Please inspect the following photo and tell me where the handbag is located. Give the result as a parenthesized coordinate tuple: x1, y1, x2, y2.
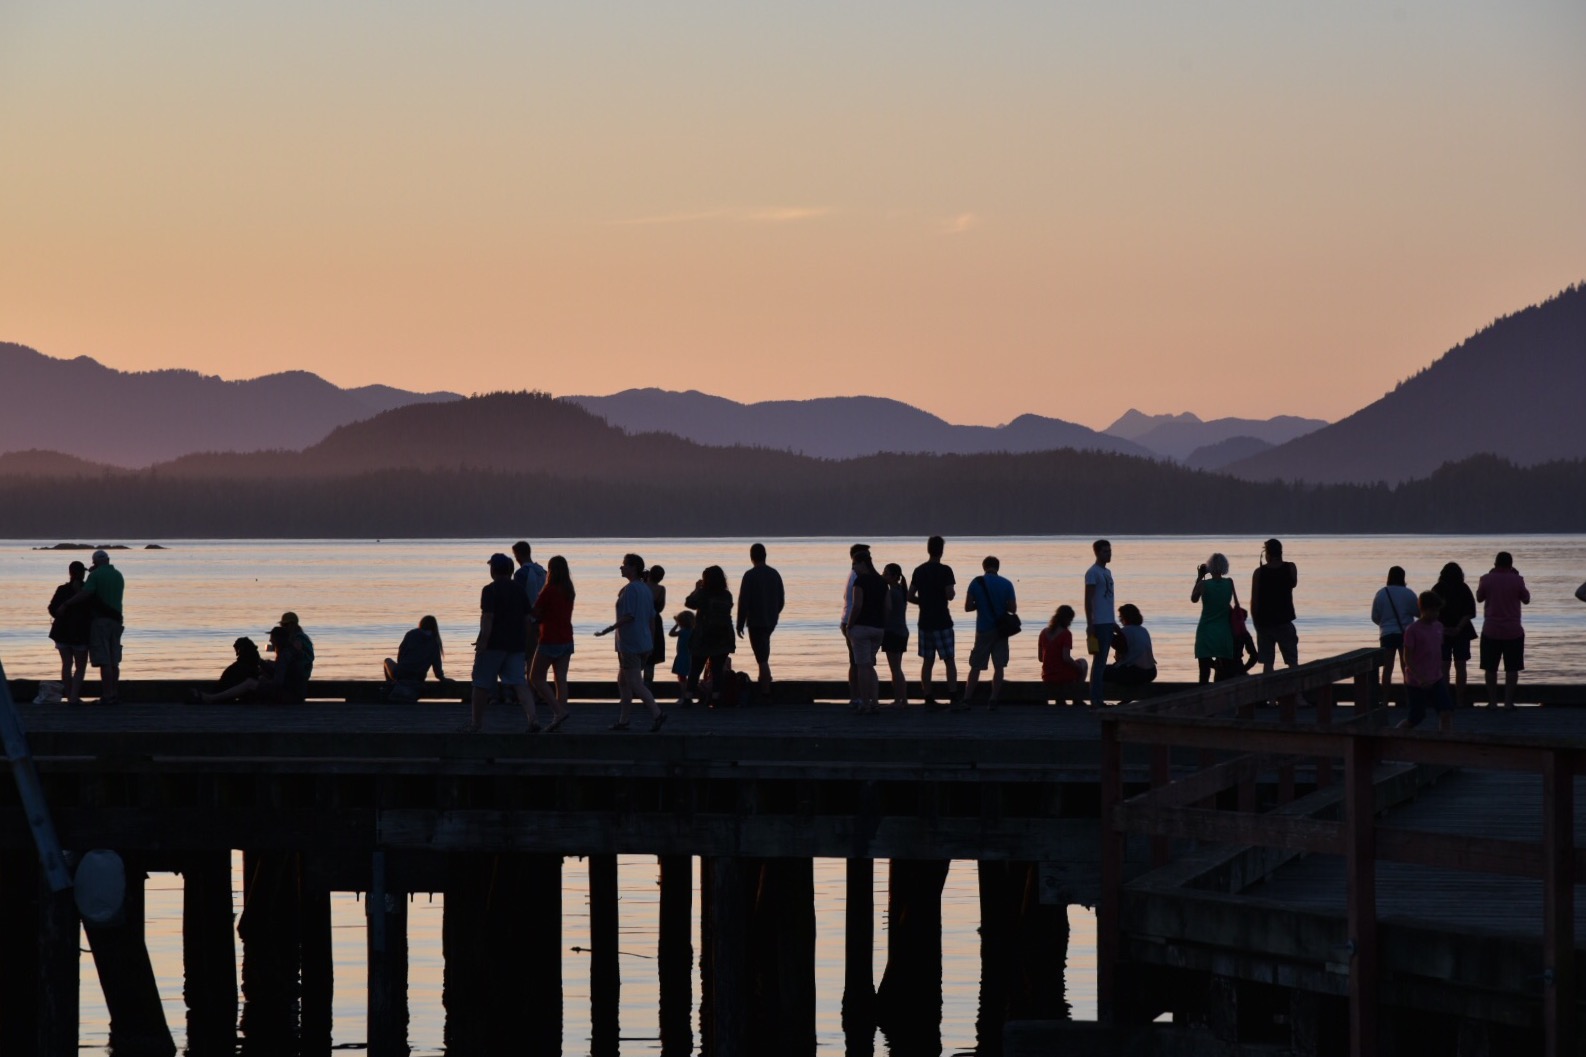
(1229, 584, 1249, 639)
(975, 577, 1022, 638)
(1085, 631, 1101, 656)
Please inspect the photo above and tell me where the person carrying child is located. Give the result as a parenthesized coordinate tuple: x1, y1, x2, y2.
(1038, 605, 1087, 706)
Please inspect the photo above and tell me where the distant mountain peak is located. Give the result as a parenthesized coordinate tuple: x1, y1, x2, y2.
(1105, 409, 1203, 439)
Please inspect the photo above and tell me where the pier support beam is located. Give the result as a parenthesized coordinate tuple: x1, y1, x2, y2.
(0, 852, 41, 1050)
(239, 851, 302, 1056)
(523, 854, 563, 1055)
(749, 858, 815, 1055)
(876, 858, 950, 1050)
(706, 856, 750, 1056)
(657, 854, 693, 1056)
(83, 859, 176, 1056)
(842, 857, 875, 1029)
(443, 853, 488, 1057)
(589, 853, 620, 1056)
(183, 851, 238, 1056)
(38, 876, 79, 1057)
(367, 852, 409, 1057)
(298, 879, 333, 1056)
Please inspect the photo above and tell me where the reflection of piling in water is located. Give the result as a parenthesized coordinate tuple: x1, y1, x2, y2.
(239, 851, 301, 1056)
(657, 854, 693, 1055)
(589, 852, 620, 1056)
(875, 858, 950, 1052)
(749, 858, 816, 1055)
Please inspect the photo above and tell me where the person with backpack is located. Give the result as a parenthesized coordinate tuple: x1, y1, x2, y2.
(960, 555, 1018, 711)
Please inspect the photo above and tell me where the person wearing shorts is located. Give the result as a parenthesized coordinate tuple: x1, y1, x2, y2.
(76, 549, 126, 706)
(1399, 591, 1454, 733)
(960, 556, 1016, 711)
(1250, 538, 1299, 673)
(908, 536, 958, 708)
(596, 553, 666, 732)
(736, 543, 785, 695)
(844, 553, 887, 713)
(1477, 551, 1529, 710)
(466, 552, 536, 732)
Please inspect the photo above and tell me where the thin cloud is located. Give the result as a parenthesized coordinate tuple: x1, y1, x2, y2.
(616, 206, 830, 226)
(941, 212, 979, 234)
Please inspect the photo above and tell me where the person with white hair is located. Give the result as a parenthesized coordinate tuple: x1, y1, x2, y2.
(1191, 552, 1237, 684)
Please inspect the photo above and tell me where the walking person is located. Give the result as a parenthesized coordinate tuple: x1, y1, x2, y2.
(1250, 538, 1299, 673)
(1192, 553, 1238, 683)
(1037, 605, 1087, 707)
(64, 549, 124, 705)
(464, 553, 539, 732)
(961, 555, 1017, 710)
(513, 541, 547, 678)
(1084, 540, 1116, 707)
(1398, 592, 1455, 733)
(596, 553, 666, 731)
(845, 554, 888, 713)
(685, 565, 737, 707)
(1432, 562, 1477, 709)
(47, 560, 91, 706)
(1370, 566, 1419, 695)
(881, 563, 910, 708)
(907, 536, 958, 709)
(1477, 551, 1530, 710)
(736, 543, 785, 696)
(529, 555, 575, 732)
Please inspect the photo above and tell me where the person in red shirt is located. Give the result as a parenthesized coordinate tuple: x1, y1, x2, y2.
(530, 555, 576, 732)
(1397, 592, 1454, 733)
(1038, 605, 1087, 707)
(1476, 551, 1530, 710)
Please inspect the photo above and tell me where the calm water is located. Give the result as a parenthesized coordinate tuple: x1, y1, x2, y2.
(2, 534, 1582, 1054)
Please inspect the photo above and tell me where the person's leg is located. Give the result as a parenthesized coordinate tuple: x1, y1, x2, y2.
(58, 646, 71, 684)
(989, 662, 1005, 708)
(943, 646, 959, 700)
(886, 650, 906, 706)
(1504, 668, 1520, 709)
(752, 628, 773, 691)
(551, 655, 571, 720)
(1197, 657, 1212, 684)
(632, 660, 662, 718)
(1089, 625, 1114, 707)
(1453, 654, 1468, 709)
(1279, 624, 1299, 668)
(1256, 628, 1275, 675)
(529, 652, 552, 713)
(69, 650, 87, 705)
(616, 664, 635, 726)
(1074, 658, 1090, 707)
(960, 639, 984, 710)
(103, 623, 121, 701)
(200, 678, 262, 704)
(1479, 636, 1498, 708)
(920, 647, 937, 704)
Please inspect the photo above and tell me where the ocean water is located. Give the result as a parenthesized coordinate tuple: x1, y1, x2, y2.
(2, 534, 1582, 1054)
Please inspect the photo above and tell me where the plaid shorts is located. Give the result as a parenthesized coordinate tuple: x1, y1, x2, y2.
(917, 626, 955, 661)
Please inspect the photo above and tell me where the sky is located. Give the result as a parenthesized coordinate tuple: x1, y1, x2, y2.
(2, 1, 1583, 430)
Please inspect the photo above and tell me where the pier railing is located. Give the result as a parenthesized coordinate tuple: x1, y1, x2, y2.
(1098, 648, 1581, 1057)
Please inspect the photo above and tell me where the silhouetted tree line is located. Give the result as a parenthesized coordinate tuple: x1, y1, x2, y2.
(1, 451, 1582, 537)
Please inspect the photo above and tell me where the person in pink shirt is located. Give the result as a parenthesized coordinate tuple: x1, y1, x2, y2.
(1397, 592, 1453, 732)
(1476, 550, 1530, 710)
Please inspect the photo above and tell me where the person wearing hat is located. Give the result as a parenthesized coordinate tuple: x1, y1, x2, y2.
(47, 560, 92, 705)
(464, 552, 538, 733)
(64, 549, 125, 705)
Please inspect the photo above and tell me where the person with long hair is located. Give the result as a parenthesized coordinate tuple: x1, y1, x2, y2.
(1038, 604, 1087, 707)
(47, 560, 91, 706)
(1371, 566, 1419, 693)
(1192, 553, 1237, 683)
(383, 615, 446, 699)
(881, 563, 910, 708)
(685, 565, 737, 707)
(531, 555, 576, 732)
(1432, 561, 1477, 709)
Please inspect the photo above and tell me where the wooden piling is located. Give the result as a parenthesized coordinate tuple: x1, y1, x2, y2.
(657, 854, 693, 1055)
(367, 851, 409, 1057)
(842, 857, 875, 1028)
(37, 878, 79, 1057)
(750, 858, 815, 1056)
(524, 853, 564, 1055)
(707, 856, 749, 1056)
(182, 850, 238, 1055)
(875, 858, 949, 1045)
(298, 880, 333, 1056)
(239, 851, 302, 1055)
(589, 853, 620, 1055)
(0, 851, 40, 1051)
(83, 858, 176, 1056)
(1012, 861, 1069, 1021)
(442, 853, 488, 1056)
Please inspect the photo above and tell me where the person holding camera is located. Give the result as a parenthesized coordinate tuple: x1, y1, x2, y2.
(1250, 538, 1299, 674)
(1192, 553, 1238, 683)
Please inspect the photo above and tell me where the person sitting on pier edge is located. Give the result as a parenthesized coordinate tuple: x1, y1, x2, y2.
(529, 555, 575, 733)
(1037, 605, 1087, 707)
(908, 535, 958, 710)
(1398, 591, 1454, 733)
(1477, 550, 1530, 710)
(1104, 603, 1158, 693)
(188, 636, 263, 703)
(961, 555, 1017, 711)
(684, 565, 737, 708)
(193, 626, 306, 704)
(595, 553, 666, 732)
(1370, 566, 1419, 695)
(464, 553, 539, 733)
(47, 559, 91, 706)
(1192, 553, 1238, 683)
(278, 611, 315, 671)
(383, 615, 446, 701)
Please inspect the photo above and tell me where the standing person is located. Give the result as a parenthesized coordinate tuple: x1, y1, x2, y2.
(513, 541, 547, 677)
(881, 563, 910, 708)
(1105, 604, 1159, 690)
(684, 566, 737, 708)
(595, 553, 666, 731)
(66, 549, 124, 705)
(907, 536, 958, 709)
(383, 615, 446, 699)
(961, 556, 1017, 711)
(1084, 540, 1116, 708)
(1432, 562, 1478, 709)
(840, 544, 870, 708)
(1037, 605, 1087, 707)
(464, 553, 538, 733)
(668, 611, 695, 703)
(1477, 551, 1530, 710)
(736, 543, 785, 696)
(1191, 553, 1238, 684)
(1370, 566, 1419, 694)
(643, 565, 667, 688)
(1250, 538, 1299, 673)
(846, 554, 888, 713)
(47, 560, 91, 706)
(529, 555, 575, 732)
(1398, 592, 1455, 733)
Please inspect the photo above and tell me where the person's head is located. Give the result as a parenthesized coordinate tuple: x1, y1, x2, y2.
(91, 549, 110, 568)
(488, 553, 514, 580)
(883, 562, 903, 585)
(850, 543, 871, 563)
(418, 615, 439, 635)
(648, 564, 665, 585)
(674, 610, 695, 629)
(701, 565, 728, 593)
(268, 625, 291, 652)
(1438, 561, 1465, 585)
(1386, 565, 1406, 586)
(547, 554, 575, 600)
(67, 559, 86, 582)
(927, 535, 945, 559)
(1119, 603, 1143, 626)
(1049, 604, 1075, 631)
(1093, 539, 1112, 564)
(1263, 538, 1284, 562)
(512, 540, 531, 564)
(280, 611, 301, 630)
(234, 636, 259, 658)
(1207, 553, 1229, 577)
(750, 542, 767, 565)
(1495, 551, 1514, 569)
(982, 555, 1000, 574)
(1418, 591, 1443, 620)
(621, 553, 645, 580)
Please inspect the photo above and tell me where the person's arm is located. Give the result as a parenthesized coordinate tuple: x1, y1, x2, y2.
(1037, 630, 1048, 664)
(1475, 579, 1487, 604)
(1191, 573, 1205, 605)
(964, 578, 980, 613)
(1085, 574, 1096, 623)
(1576, 580, 1586, 604)
(851, 583, 865, 625)
(772, 571, 784, 620)
(906, 573, 921, 607)
(1370, 590, 1384, 627)
(1057, 632, 1076, 667)
(1249, 571, 1261, 623)
(1518, 576, 1531, 605)
(1005, 586, 1016, 615)
(737, 573, 750, 636)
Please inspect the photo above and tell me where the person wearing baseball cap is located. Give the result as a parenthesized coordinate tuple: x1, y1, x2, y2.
(462, 552, 539, 732)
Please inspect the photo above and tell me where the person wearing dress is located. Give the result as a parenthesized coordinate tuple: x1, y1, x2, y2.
(1192, 553, 1237, 683)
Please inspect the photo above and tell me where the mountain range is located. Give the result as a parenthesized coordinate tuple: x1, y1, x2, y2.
(0, 343, 461, 467)
(1101, 410, 1327, 464)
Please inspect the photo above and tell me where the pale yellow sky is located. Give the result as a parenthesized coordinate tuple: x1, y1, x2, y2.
(2, 2, 1582, 428)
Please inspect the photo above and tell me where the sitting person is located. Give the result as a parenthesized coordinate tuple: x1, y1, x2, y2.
(1105, 604, 1159, 691)
(383, 615, 446, 700)
(1038, 605, 1088, 706)
(194, 625, 310, 704)
(187, 636, 264, 704)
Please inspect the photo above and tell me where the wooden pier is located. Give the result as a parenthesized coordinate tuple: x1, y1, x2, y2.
(0, 664, 1582, 1055)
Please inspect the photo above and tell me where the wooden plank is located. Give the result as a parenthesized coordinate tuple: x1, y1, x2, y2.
(1112, 802, 1345, 855)
(1344, 737, 1379, 1057)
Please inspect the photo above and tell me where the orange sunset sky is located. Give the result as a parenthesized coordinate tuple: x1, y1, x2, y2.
(2, 2, 1582, 429)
